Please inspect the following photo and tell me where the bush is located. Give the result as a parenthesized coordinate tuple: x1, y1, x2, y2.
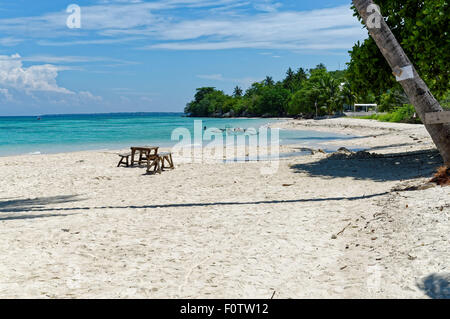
(378, 90, 409, 112)
(360, 104, 422, 124)
(440, 91, 450, 110)
(392, 104, 422, 123)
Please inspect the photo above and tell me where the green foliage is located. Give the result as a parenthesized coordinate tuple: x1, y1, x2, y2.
(440, 91, 450, 110)
(233, 86, 243, 97)
(251, 83, 290, 116)
(282, 67, 307, 93)
(185, 64, 354, 117)
(349, 0, 450, 100)
(347, 39, 397, 100)
(288, 87, 317, 116)
(329, 69, 346, 82)
(378, 89, 409, 112)
(184, 87, 231, 117)
(361, 104, 422, 124)
(340, 81, 357, 109)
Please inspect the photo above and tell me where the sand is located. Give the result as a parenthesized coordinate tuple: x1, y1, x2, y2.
(0, 118, 448, 298)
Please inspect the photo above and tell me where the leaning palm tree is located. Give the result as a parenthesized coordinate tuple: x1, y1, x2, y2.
(353, 0, 450, 165)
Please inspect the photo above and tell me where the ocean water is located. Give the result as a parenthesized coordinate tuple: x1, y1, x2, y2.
(0, 113, 356, 156)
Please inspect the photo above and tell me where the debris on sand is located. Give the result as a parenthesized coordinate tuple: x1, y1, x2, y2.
(294, 147, 327, 155)
(327, 148, 383, 160)
(391, 182, 436, 192)
(337, 147, 352, 153)
(430, 166, 450, 186)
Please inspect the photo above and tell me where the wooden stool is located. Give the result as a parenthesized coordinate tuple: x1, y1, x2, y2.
(159, 152, 174, 170)
(117, 153, 131, 167)
(146, 154, 162, 174)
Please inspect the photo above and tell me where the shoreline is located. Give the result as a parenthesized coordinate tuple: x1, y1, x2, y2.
(3, 114, 430, 159)
(0, 117, 447, 298)
(0, 116, 283, 158)
(0, 118, 351, 158)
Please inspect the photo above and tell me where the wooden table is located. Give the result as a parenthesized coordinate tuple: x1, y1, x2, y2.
(130, 146, 159, 166)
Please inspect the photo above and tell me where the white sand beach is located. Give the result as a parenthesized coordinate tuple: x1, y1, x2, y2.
(0, 118, 448, 298)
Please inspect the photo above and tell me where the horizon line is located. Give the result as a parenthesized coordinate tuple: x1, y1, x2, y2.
(0, 111, 186, 118)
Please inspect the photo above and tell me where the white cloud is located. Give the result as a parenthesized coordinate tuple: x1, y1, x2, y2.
(0, 54, 105, 107)
(0, 37, 23, 47)
(120, 95, 131, 103)
(253, 0, 282, 12)
(197, 74, 224, 81)
(0, 54, 73, 94)
(37, 37, 144, 46)
(0, 88, 13, 101)
(140, 96, 153, 103)
(0, 0, 237, 36)
(79, 91, 103, 102)
(0, 2, 366, 52)
(197, 73, 263, 88)
(20, 55, 137, 68)
(144, 6, 365, 51)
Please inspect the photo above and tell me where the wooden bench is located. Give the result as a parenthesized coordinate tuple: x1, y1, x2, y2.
(117, 153, 131, 167)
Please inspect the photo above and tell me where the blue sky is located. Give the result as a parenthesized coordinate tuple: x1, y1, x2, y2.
(0, 0, 367, 116)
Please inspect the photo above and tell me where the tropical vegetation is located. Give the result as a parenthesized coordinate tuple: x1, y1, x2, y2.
(185, 65, 354, 118)
(185, 0, 449, 121)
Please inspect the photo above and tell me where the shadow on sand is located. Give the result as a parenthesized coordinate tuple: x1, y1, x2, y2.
(0, 192, 389, 214)
(0, 195, 83, 220)
(290, 149, 442, 182)
(418, 273, 450, 299)
(0, 213, 75, 221)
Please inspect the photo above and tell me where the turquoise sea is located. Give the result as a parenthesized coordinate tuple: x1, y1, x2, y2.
(0, 113, 356, 156)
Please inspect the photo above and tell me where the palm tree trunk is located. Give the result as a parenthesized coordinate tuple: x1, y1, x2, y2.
(353, 0, 450, 165)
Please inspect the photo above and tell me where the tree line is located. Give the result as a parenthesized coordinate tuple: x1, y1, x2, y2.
(185, 64, 352, 118)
